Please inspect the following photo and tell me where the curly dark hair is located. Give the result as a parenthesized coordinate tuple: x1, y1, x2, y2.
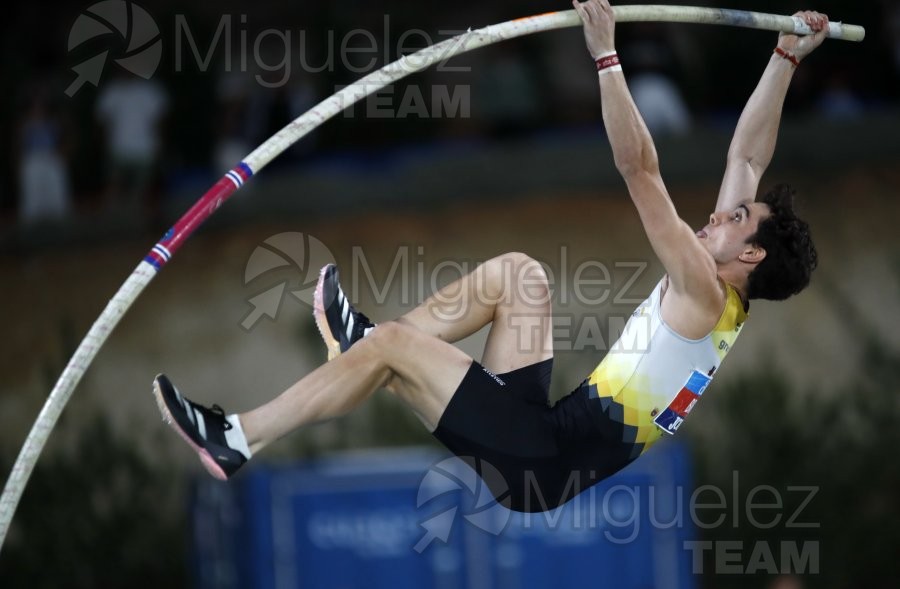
(746, 184, 818, 301)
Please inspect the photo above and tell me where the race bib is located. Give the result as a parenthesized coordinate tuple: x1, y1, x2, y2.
(653, 370, 712, 435)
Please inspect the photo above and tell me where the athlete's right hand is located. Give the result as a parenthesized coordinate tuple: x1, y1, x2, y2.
(573, 0, 616, 59)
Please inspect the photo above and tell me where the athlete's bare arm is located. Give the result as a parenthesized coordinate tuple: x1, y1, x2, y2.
(716, 11, 829, 213)
(574, 0, 721, 328)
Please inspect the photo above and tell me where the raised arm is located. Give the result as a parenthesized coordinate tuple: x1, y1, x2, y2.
(574, 0, 716, 300)
(716, 11, 829, 213)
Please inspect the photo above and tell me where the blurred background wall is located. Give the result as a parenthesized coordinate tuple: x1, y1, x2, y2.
(0, 0, 898, 587)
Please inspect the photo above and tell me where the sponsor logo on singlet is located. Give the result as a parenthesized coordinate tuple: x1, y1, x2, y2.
(653, 369, 712, 434)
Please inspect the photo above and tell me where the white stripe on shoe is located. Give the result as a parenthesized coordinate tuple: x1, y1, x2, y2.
(183, 399, 196, 427)
(345, 316, 355, 341)
(224, 414, 252, 460)
(196, 410, 207, 441)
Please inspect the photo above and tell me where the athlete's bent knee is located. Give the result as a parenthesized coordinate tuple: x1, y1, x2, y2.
(497, 251, 537, 273)
(486, 252, 546, 297)
(362, 322, 408, 387)
(366, 320, 406, 348)
(502, 252, 550, 308)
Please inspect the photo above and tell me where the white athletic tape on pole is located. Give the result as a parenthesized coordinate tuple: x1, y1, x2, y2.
(0, 5, 864, 550)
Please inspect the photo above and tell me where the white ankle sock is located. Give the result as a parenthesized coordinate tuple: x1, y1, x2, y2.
(225, 414, 252, 460)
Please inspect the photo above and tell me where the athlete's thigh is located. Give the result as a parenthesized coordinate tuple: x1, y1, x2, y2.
(370, 322, 473, 431)
(480, 258, 554, 374)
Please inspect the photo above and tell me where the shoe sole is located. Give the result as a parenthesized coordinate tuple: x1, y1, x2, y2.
(313, 265, 342, 361)
(152, 378, 228, 481)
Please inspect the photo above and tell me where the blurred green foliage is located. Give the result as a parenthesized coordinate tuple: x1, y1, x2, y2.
(0, 416, 189, 588)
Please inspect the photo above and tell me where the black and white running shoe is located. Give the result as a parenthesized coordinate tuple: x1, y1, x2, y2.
(313, 264, 375, 360)
(152, 374, 248, 480)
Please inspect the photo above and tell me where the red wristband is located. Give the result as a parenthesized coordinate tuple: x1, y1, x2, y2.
(774, 47, 800, 67)
(595, 53, 620, 72)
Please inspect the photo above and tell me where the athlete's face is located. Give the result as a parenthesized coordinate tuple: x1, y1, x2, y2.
(695, 202, 771, 264)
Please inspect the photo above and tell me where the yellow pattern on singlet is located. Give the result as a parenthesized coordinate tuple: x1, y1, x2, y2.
(584, 277, 748, 457)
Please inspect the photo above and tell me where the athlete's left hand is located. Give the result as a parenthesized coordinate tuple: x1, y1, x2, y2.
(778, 10, 829, 62)
(573, 0, 616, 59)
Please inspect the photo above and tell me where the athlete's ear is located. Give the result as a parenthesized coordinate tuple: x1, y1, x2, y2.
(740, 243, 766, 265)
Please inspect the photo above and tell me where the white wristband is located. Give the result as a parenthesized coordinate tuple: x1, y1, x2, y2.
(598, 65, 623, 76)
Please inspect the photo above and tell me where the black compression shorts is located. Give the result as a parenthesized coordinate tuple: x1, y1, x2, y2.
(432, 359, 638, 513)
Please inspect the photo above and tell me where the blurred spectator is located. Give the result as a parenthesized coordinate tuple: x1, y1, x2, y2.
(474, 45, 543, 137)
(17, 90, 72, 225)
(622, 40, 691, 137)
(212, 61, 318, 179)
(816, 69, 864, 120)
(214, 71, 253, 177)
(96, 70, 169, 215)
(538, 30, 600, 124)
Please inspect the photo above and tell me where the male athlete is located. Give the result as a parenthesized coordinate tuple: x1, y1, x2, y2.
(153, 1, 823, 512)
